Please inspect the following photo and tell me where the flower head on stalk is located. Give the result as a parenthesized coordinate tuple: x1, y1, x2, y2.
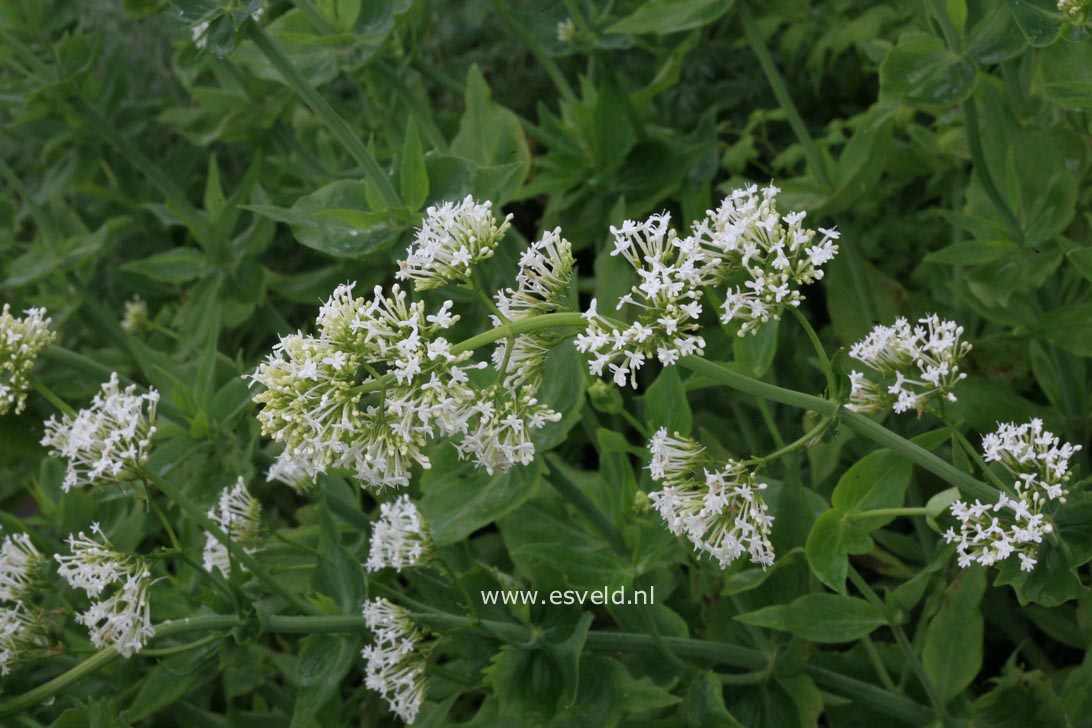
(0, 531, 46, 604)
(361, 597, 428, 724)
(1059, 0, 1087, 23)
(0, 605, 47, 675)
(397, 195, 512, 291)
(120, 297, 150, 334)
(575, 213, 707, 387)
(40, 373, 159, 492)
(366, 495, 432, 572)
(646, 428, 775, 569)
(202, 478, 263, 577)
(1, 304, 56, 416)
(944, 420, 1081, 572)
(54, 524, 155, 657)
(266, 450, 313, 493)
(691, 184, 839, 336)
(847, 315, 972, 416)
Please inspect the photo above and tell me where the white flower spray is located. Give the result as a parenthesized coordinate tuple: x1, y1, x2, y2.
(0, 531, 47, 674)
(202, 478, 263, 577)
(366, 495, 432, 572)
(397, 195, 512, 290)
(944, 419, 1081, 572)
(1, 304, 56, 416)
(361, 597, 428, 724)
(847, 314, 972, 415)
(646, 428, 775, 569)
(40, 373, 159, 492)
(54, 524, 155, 657)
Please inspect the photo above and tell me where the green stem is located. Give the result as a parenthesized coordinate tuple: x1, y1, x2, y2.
(738, 2, 832, 187)
(244, 22, 401, 209)
(139, 633, 221, 657)
(487, 0, 576, 104)
(142, 469, 321, 616)
(945, 420, 1010, 492)
(747, 416, 830, 466)
(27, 374, 75, 417)
(790, 307, 837, 398)
(681, 355, 836, 414)
(847, 507, 928, 521)
(620, 407, 649, 438)
(544, 453, 628, 556)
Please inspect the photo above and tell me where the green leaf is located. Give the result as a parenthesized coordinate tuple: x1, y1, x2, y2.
(644, 366, 692, 435)
(400, 119, 429, 209)
(736, 594, 886, 643)
(805, 509, 873, 594)
(684, 671, 744, 727)
(607, 0, 735, 35)
(831, 449, 913, 516)
(972, 664, 1068, 726)
(532, 341, 587, 451)
(923, 568, 987, 705)
(243, 180, 399, 258)
(879, 32, 975, 106)
(419, 446, 542, 547)
(1037, 304, 1092, 357)
(732, 319, 779, 378)
(925, 240, 1018, 266)
(291, 633, 361, 728)
(314, 498, 365, 612)
(1003, 0, 1065, 46)
(451, 65, 530, 203)
(203, 152, 226, 223)
(558, 654, 680, 724)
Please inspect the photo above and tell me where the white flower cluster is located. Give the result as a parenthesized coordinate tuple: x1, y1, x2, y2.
(120, 297, 149, 334)
(847, 315, 972, 415)
(1, 304, 56, 415)
(647, 428, 775, 569)
(41, 373, 159, 492)
(251, 283, 483, 489)
(577, 184, 838, 387)
(54, 524, 155, 657)
(362, 598, 428, 724)
(366, 495, 431, 572)
(1059, 0, 1087, 23)
(0, 531, 47, 675)
(397, 195, 512, 291)
(944, 419, 1082, 572)
(266, 451, 313, 493)
(203, 478, 263, 577)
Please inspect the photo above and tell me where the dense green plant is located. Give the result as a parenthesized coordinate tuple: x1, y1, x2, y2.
(1, 0, 1091, 725)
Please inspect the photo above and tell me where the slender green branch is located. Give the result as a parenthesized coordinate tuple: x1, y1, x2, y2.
(746, 415, 830, 466)
(790, 307, 837, 398)
(680, 355, 836, 415)
(861, 634, 898, 692)
(27, 374, 75, 417)
(142, 469, 321, 616)
(945, 420, 1010, 492)
(244, 22, 401, 209)
(544, 453, 628, 556)
(847, 506, 928, 521)
(488, 0, 577, 104)
(738, 3, 832, 187)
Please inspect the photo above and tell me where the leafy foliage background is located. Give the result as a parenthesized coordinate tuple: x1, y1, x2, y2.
(1, 0, 1091, 725)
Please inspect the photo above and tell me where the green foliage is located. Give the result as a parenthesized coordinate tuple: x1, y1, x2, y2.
(1, 0, 1091, 725)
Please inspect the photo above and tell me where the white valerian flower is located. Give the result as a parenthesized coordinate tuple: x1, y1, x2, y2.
(847, 314, 972, 415)
(0, 531, 46, 604)
(1, 304, 56, 416)
(0, 605, 47, 675)
(556, 17, 576, 42)
(362, 598, 428, 724)
(266, 450, 313, 493)
(251, 283, 484, 490)
(453, 390, 562, 474)
(366, 495, 432, 572)
(397, 196, 513, 291)
(40, 373, 159, 492)
(944, 420, 1081, 572)
(120, 297, 150, 334)
(691, 184, 839, 336)
(1058, 0, 1087, 23)
(54, 524, 155, 657)
(575, 212, 707, 387)
(646, 428, 775, 569)
(202, 478, 262, 577)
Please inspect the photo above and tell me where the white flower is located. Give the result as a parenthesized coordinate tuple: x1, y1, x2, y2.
(397, 196, 513, 291)
(646, 428, 775, 569)
(1, 304, 56, 415)
(266, 450, 313, 493)
(1058, 0, 1087, 23)
(54, 524, 155, 657)
(120, 297, 149, 334)
(945, 420, 1081, 572)
(453, 391, 561, 474)
(691, 184, 839, 336)
(362, 598, 428, 724)
(0, 532, 45, 604)
(40, 373, 159, 492)
(557, 17, 576, 42)
(366, 495, 432, 572)
(847, 314, 972, 415)
(575, 212, 707, 387)
(0, 605, 46, 675)
(203, 477, 262, 577)
(251, 283, 483, 490)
